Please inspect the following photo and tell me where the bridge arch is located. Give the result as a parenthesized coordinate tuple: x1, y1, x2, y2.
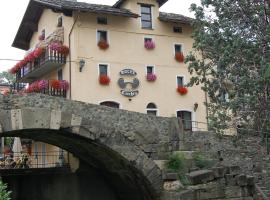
(0, 94, 181, 200)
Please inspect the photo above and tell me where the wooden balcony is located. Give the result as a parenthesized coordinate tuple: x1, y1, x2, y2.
(16, 48, 66, 83)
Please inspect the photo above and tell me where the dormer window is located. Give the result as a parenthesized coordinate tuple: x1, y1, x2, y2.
(140, 5, 152, 29)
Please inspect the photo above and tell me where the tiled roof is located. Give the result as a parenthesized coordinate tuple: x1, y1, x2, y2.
(159, 12, 193, 24)
(35, 0, 139, 17)
(13, 0, 138, 50)
(113, 0, 168, 7)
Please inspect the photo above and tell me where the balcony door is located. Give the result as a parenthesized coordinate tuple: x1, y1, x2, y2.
(177, 111, 192, 131)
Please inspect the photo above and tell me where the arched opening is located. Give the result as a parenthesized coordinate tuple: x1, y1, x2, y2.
(100, 101, 120, 109)
(146, 103, 158, 116)
(177, 110, 193, 131)
(0, 128, 160, 200)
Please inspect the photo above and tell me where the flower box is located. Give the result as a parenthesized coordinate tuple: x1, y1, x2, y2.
(144, 40, 155, 50)
(98, 40, 109, 50)
(99, 75, 110, 85)
(146, 73, 157, 82)
(175, 52, 184, 63)
(177, 86, 188, 95)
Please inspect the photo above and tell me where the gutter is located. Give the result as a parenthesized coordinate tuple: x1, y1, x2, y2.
(68, 12, 79, 100)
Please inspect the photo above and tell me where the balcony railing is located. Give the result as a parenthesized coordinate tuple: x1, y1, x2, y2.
(24, 80, 69, 98)
(16, 48, 66, 83)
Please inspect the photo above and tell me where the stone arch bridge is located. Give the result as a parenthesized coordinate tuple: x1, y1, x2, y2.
(0, 94, 181, 200)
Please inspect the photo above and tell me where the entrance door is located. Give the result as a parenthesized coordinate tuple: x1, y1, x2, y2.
(177, 111, 192, 131)
(100, 101, 120, 109)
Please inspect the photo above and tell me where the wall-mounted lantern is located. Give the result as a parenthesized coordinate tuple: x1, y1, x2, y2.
(79, 59, 86, 72)
(194, 102, 199, 112)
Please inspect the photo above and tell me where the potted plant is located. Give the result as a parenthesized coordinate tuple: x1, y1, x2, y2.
(146, 73, 157, 82)
(175, 52, 184, 62)
(98, 40, 109, 50)
(177, 86, 188, 95)
(99, 74, 110, 85)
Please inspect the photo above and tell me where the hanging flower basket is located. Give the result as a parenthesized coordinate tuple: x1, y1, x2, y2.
(144, 40, 155, 50)
(146, 73, 157, 82)
(99, 75, 110, 85)
(177, 86, 188, 95)
(98, 40, 109, 50)
(175, 52, 184, 63)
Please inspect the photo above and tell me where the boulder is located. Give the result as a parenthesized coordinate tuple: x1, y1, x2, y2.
(163, 180, 184, 191)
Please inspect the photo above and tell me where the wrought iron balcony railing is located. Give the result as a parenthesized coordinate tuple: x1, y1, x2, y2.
(16, 48, 66, 83)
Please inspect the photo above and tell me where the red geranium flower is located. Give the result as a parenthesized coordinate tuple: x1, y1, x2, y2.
(50, 80, 61, 89)
(99, 75, 110, 85)
(177, 86, 188, 95)
(175, 52, 184, 63)
(98, 40, 109, 50)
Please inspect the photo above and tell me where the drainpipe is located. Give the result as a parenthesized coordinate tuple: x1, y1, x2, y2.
(68, 12, 79, 100)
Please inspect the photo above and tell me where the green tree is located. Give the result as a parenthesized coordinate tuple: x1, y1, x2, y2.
(0, 71, 15, 85)
(0, 181, 11, 200)
(186, 0, 270, 137)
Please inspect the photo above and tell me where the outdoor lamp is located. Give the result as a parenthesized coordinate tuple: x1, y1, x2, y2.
(79, 59, 86, 72)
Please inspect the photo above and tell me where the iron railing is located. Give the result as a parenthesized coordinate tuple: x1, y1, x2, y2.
(16, 48, 66, 81)
(0, 151, 68, 169)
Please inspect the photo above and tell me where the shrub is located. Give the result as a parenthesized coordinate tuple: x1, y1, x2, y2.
(0, 181, 11, 200)
(193, 152, 214, 169)
(165, 153, 187, 173)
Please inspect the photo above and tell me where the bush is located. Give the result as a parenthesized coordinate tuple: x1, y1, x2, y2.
(165, 153, 187, 173)
(193, 152, 214, 169)
(0, 181, 11, 200)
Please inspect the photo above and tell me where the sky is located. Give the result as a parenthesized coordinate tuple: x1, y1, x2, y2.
(0, 0, 200, 72)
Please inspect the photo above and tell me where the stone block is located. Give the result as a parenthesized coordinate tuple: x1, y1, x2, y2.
(186, 170, 215, 185)
(246, 176, 255, 186)
(225, 186, 242, 198)
(163, 180, 184, 191)
(162, 171, 179, 181)
(227, 165, 240, 175)
(235, 174, 247, 186)
(225, 174, 237, 186)
(212, 167, 227, 178)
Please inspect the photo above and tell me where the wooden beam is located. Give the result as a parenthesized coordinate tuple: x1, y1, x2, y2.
(23, 22, 38, 32)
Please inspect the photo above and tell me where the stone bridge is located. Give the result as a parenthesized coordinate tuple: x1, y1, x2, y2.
(0, 94, 182, 200)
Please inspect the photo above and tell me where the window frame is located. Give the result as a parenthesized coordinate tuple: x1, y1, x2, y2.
(173, 26, 183, 33)
(145, 65, 155, 74)
(98, 63, 110, 76)
(176, 109, 196, 131)
(174, 43, 184, 55)
(140, 4, 153, 29)
(96, 30, 109, 44)
(146, 103, 158, 116)
(176, 75, 185, 87)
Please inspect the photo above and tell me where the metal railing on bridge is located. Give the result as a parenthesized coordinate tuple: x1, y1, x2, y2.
(0, 151, 69, 170)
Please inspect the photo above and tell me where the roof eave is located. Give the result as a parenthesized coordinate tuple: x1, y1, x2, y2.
(158, 17, 192, 25)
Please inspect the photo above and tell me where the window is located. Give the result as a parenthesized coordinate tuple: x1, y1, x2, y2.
(173, 27, 182, 33)
(144, 37, 152, 43)
(177, 111, 192, 131)
(177, 76, 184, 87)
(97, 30, 108, 42)
(57, 16, 63, 27)
(146, 103, 158, 116)
(99, 64, 108, 75)
(141, 5, 152, 29)
(97, 17, 108, 25)
(58, 69, 63, 80)
(175, 44, 182, 53)
(146, 66, 154, 74)
(100, 101, 120, 108)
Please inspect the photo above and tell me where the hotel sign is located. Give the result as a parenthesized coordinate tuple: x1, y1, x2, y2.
(118, 69, 139, 98)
